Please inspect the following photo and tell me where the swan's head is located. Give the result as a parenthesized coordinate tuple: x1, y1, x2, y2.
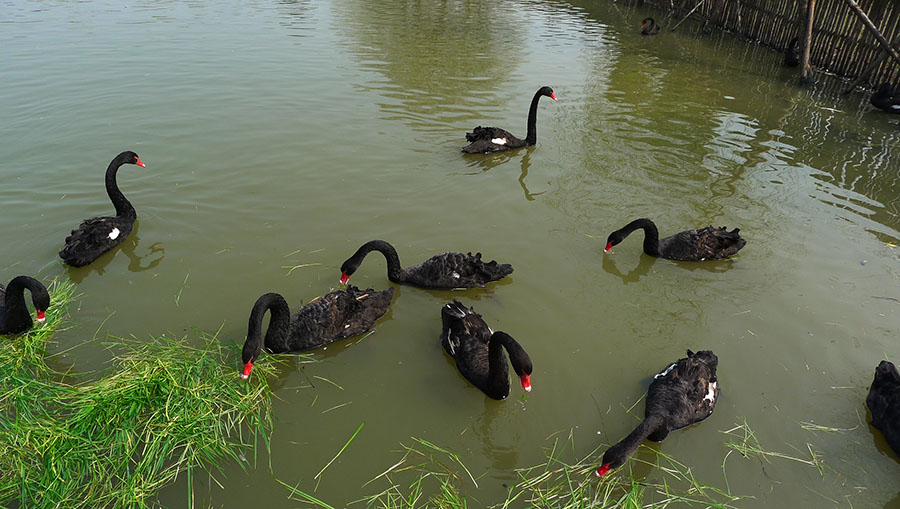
(641, 17, 654, 27)
(539, 86, 557, 101)
(240, 358, 253, 380)
(604, 230, 626, 253)
(519, 374, 532, 392)
(31, 284, 50, 324)
(119, 150, 145, 168)
(339, 258, 358, 285)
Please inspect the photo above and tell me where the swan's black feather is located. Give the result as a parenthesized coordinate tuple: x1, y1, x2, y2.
(784, 37, 800, 67)
(59, 216, 135, 267)
(402, 251, 513, 288)
(658, 226, 746, 261)
(867, 360, 900, 456)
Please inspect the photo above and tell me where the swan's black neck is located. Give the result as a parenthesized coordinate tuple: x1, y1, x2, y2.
(622, 218, 661, 256)
(601, 414, 665, 469)
(524, 89, 545, 146)
(106, 155, 136, 218)
(486, 331, 532, 399)
(243, 293, 291, 364)
(351, 240, 405, 282)
(1, 276, 47, 334)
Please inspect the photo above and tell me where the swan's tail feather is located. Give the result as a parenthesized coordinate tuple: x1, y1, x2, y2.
(470, 252, 514, 282)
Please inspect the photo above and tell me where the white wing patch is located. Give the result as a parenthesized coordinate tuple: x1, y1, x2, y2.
(451, 272, 460, 279)
(491, 137, 508, 145)
(654, 362, 677, 379)
(703, 381, 718, 404)
(108, 228, 121, 240)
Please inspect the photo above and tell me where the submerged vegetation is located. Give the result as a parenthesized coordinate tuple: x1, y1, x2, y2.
(0, 280, 278, 508)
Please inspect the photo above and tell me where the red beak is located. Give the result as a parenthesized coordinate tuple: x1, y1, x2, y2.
(520, 374, 532, 392)
(550, 92, 558, 101)
(604, 242, 613, 253)
(339, 272, 349, 285)
(595, 463, 611, 477)
(135, 157, 146, 168)
(36, 310, 46, 323)
(240, 360, 253, 380)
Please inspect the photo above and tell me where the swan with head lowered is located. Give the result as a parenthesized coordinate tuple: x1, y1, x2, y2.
(240, 286, 393, 379)
(604, 218, 745, 261)
(462, 86, 557, 154)
(596, 350, 719, 477)
(440, 300, 533, 400)
(0, 276, 50, 335)
(59, 151, 146, 267)
(339, 240, 513, 289)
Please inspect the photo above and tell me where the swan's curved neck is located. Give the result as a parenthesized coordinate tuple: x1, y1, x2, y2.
(356, 240, 405, 282)
(243, 293, 291, 364)
(1, 276, 43, 333)
(603, 414, 665, 467)
(524, 89, 545, 146)
(623, 218, 660, 256)
(485, 331, 531, 398)
(106, 157, 135, 218)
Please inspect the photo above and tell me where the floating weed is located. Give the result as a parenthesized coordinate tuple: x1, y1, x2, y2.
(721, 419, 825, 475)
(0, 302, 279, 508)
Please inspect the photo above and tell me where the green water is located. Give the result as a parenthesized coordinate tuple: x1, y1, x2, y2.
(3, 0, 900, 506)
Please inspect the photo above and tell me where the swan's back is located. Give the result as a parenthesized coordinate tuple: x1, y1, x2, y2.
(59, 216, 135, 267)
(289, 286, 393, 350)
(659, 226, 745, 261)
(646, 350, 719, 434)
(871, 84, 900, 113)
(463, 126, 525, 153)
(403, 252, 513, 288)
(0, 284, 6, 328)
(867, 360, 900, 455)
(440, 301, 503, 390)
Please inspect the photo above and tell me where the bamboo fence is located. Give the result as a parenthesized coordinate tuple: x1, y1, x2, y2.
(632, 0, 900, 89)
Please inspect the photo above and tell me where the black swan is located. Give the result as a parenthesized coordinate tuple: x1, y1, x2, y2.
(0, 276, 50, 335)
(240, 286, 393, 379)
(440, 300, 533, 400)
(784, 37, 800, 67)
(867, 360, 900, 456)
(604, 218, 746, 261)
(871, 83, 900, 114)
(596, 350, 719, 477)
(59, 151, 146, 267)
(641, 17, 660, 35)
(339, 240, 513, 289)
(462, 86, 557, 154)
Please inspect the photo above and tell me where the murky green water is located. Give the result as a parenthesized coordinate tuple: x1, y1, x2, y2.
(3, 0, 900, 506)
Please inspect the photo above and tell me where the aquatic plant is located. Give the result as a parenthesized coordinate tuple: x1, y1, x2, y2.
(0, 283, 279, 507)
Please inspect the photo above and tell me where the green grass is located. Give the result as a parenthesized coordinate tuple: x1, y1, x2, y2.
(0, 280, 279, 508)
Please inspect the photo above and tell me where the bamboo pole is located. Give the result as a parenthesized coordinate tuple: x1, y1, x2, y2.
(842, 34, 900, 93)
(840, 0, 900, 69)
(671, 0, 705, 31)
(799, 0, 817, 85)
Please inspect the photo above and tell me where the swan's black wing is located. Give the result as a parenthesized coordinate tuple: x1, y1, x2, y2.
(658, 226, 745, 261)
(403, 252, 513, 289)
(59, 216, 135, 267)
(0, 284, 6, 330)
(288, 286, 393, 350)
(867, 361, 900, 455)
(646, 350, 718, 433)
(440, 301, 499, 392)
(462, 126, 526, 153)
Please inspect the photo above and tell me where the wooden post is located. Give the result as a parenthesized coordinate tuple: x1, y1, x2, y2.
(799, 0, 816, 85)
(671, 0, 706, 31)
(840, 0, 900, 70)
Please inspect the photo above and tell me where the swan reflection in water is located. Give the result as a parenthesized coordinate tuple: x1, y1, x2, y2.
(460, 147, 549, 202)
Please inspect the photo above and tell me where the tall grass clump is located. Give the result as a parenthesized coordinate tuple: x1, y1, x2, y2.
(0, 281, 280, 508)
